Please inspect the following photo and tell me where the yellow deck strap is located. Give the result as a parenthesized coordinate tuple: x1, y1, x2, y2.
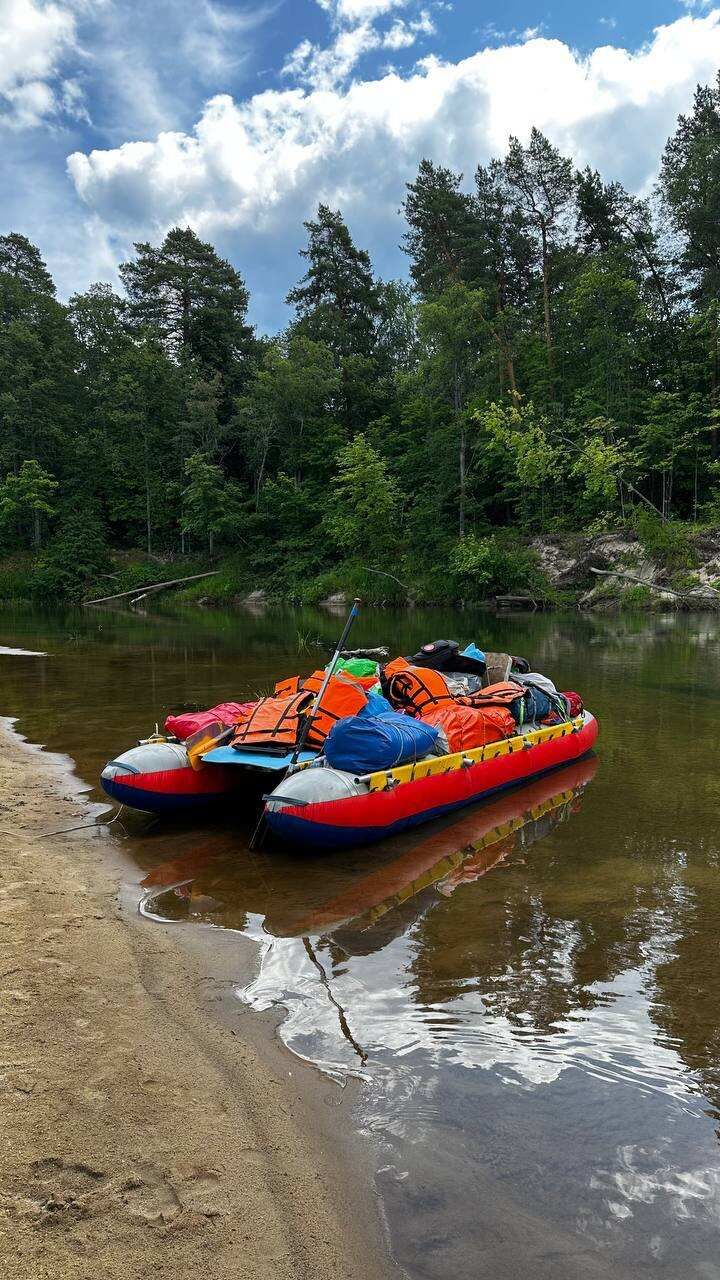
(364, 716, 585, 792)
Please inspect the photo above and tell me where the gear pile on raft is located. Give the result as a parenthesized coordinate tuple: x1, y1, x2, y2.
(101, 636, 598, 850)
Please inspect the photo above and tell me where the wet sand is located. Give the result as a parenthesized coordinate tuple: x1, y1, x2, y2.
(0, 719, 391, 1280)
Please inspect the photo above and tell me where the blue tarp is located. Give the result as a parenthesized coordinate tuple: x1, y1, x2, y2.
(325, 712, 439, 774)
(359, 690, 395, 717)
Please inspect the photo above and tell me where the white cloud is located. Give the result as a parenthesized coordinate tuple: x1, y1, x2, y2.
(66, 11, 720, 327)
(384, 10, 435, 50)
(0, 0, 79, 127)
(182, 1, 276, 81)
(282, 21, 381, 88)
(283, 3, 434, 88)
(324, 0, 411, 22)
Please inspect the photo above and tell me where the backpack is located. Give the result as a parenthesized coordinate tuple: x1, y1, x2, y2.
(407, 640, 461, 671)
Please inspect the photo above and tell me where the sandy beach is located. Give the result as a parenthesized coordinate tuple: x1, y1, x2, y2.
(0, 719, 390, 1280)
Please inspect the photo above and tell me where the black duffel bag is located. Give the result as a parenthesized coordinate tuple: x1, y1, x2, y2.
(408, 640, 487, 678)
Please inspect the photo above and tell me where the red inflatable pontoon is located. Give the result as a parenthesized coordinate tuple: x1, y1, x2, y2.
(264, 713, 599, 850)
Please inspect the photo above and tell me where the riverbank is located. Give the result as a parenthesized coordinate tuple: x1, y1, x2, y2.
(0, 719, 390, 1280)
(4, 518, 720, 613)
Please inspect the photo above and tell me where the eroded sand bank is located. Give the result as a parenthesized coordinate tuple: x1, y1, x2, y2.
(0, 720, 390, 1280)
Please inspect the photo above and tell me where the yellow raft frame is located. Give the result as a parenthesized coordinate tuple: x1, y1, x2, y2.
(361, 715, 585, 791)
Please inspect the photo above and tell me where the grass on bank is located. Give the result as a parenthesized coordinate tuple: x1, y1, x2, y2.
(1, 512, 717, 610)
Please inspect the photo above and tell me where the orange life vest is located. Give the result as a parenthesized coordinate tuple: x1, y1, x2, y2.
(233, 674, 367, 753)
(457, 681, 525, 714)
(301, 673, 368, 749)
(383, 659, 455, 717)
(274, 675, 301, 698)
(231, 690, 313, 752)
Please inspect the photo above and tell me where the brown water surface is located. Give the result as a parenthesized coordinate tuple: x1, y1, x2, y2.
(1, 603, 719, 1279)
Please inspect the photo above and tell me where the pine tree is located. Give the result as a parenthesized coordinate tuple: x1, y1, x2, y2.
(660, 75, 720, 305)
(286, 205, 382, 361)
(504, 129, 575, 379)
(402, 159, 476, 297)
(0, 246, 79, 478)
(0, 234, 56, 296)
(473, 159, 533, 402)
(120, 227, 254, 379)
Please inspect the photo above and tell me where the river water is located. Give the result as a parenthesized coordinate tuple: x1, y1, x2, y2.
(2, 603, 720, 1279)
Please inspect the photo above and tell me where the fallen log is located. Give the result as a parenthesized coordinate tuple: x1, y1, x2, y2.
(495, 594, 538, 612)
(84, 571, 219, 606)
(589, 566, 683, 597)
(589, 566, 720, 605)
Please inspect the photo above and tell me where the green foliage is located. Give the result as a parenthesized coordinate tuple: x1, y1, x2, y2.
(0, 234, 56, 296)
(287, 204, 382, 363)
(325, 434, 401, 560)
(182, 453, 241, 554)
(621, 584, 653, 610)
(450, 532, 540, 600)
(30, 503, 110, 603)
(235, 335, 340, 496)
(570, 419, 634, 518)
(472, 402, 561, 528)
(119, 226, 253, 380)
(633, 509, 696, 571)
(660, 74, 720, 304)
(0, 460, 58, 548)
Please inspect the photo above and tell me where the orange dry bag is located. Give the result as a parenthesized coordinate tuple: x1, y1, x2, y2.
(420, 703, 515, 753)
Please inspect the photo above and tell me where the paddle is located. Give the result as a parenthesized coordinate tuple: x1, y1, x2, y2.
(185, 720, 235, 771)
(248, 597, 361, 850)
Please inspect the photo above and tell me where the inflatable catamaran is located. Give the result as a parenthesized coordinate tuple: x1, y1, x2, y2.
(101, 620, 598, 851)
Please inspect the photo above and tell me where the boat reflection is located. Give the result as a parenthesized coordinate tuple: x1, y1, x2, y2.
(140, 755, 597, 949)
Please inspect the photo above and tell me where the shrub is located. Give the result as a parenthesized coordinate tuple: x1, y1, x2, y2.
(450, 533, 540, 601)
(621, 584, 652, 610)
(30, 505, 110, 603)
(633, 509, 695, 571)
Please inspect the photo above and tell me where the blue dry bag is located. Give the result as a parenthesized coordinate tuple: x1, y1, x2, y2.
(325, 712, 439, 774)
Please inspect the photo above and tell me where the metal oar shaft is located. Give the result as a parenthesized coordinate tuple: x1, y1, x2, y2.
(248, 598, 361, 850)
(289, 598, 361, 767)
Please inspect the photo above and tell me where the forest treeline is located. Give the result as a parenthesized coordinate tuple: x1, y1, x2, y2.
(3, 76, 720, 604)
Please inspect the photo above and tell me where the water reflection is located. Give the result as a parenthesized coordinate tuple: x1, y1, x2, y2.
(140, 756, 596, 946)
(4, 604, 720, 1277)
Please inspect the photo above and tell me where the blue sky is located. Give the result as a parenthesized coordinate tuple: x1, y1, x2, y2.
(1, 0, 719, 331)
